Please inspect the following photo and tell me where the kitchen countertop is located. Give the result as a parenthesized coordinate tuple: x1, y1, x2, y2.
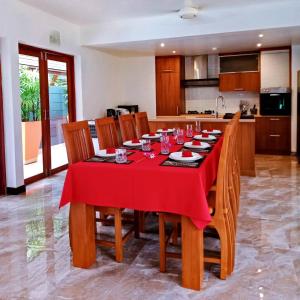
(149, 115, 255, 123)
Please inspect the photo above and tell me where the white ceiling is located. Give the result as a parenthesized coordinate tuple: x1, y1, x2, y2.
(20, 0, 284, 25)
(95, 27, 300, 56)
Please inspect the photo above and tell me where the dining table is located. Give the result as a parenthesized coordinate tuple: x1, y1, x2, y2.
(60, 132, 223, 290)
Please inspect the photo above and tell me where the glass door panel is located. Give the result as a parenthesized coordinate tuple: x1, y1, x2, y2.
(47, 59, 69, 170)
(19, 54, 44, 180)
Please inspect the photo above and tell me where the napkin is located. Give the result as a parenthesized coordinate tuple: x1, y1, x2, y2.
(106, 148, 116, 154)
(192, 140, 201, 146)
(132, 139, 140, 144)
(162, 128, 168, 131)
(149, 132, 156, 136)
(202, 133, 209, 138)
(182, 151, 193, 157)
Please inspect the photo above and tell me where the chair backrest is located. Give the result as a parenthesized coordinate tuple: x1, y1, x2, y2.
(119, 114, 137, 142)
(95, 117, 119, 149)
(62, 120, 95, 164)
(135, 112, 150, 138)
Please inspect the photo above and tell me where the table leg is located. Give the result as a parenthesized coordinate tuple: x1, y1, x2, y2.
(181, 216, 204, 291)
(70, 202, 96, 268)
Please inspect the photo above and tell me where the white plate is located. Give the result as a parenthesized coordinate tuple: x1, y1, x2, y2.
(202, 129, 222, 135)
(142, 133, 161, 139)
(157, 128, 175, 133)
(184, 141, 211, 149)
(169, 152, 203, 162)
(194, 134, 217, 141)
(123, 140, 142, 147)
(96, 149, 116, 157)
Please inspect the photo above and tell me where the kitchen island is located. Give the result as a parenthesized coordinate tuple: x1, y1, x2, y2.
(149, 115, 256, 176)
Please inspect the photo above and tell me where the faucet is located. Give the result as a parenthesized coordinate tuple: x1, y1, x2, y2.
(215, 95, 225, 118)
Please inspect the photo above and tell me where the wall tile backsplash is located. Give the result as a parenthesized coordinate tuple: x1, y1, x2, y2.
(185, 87, 259, 114)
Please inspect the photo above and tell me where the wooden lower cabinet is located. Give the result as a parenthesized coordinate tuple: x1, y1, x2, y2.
(149, 120, 256, 177)
(255, 116, 291, 155)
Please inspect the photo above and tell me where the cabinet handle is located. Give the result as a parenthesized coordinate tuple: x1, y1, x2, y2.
(161, 69, 173, 72)
(234, 88, 244, 91)
(270, 118, 280, 121)
(269, 134, 280, 137)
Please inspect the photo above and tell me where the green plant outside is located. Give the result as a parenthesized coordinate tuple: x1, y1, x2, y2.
(19, 66, 41, 122)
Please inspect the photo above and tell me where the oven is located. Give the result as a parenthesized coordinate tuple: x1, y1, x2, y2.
(260, 88, 291, 116)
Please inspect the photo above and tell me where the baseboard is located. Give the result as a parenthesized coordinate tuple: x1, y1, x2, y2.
(6, 185, 26, 195)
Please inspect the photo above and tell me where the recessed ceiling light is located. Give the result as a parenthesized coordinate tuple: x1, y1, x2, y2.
(257, 43, 262, 48)
(160, 43, 165, 48)
(212, 47, 217, 51)
(172, 50, 176, 54)
(258, 34, 264, 38)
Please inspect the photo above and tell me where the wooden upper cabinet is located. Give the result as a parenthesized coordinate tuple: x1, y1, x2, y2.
(156, 56, 185, 116)
(219, 72, 260, 92)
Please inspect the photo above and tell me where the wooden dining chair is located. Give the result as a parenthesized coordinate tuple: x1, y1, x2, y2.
(159, 123, 236, 279)
(135, 112, 150, 138)
(119, 114, 137, 142)
(95, 117, 119, 149)
(62, 120, 133, 263)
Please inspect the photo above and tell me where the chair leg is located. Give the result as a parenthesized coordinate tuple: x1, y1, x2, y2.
(139, 212, 145, 233)
(159, 214, 166, 273)
(69, 212, 73, 251)
(171, 222, 178, 245)
(134, 210, 140, 239)
(218, 227, 229, 280)
(114, 209, 123, 263)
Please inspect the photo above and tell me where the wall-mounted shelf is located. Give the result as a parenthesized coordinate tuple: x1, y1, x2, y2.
(182, 78, 219, 88)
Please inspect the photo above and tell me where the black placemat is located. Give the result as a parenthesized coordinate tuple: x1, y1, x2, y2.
(85, 156, 133, 164)
(160, 157, 205, 168)
(183, 147, 212, 154)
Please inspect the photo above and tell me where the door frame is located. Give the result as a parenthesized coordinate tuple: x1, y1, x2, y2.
(19, 44, 76, 184)
(0, 60, 6, 195)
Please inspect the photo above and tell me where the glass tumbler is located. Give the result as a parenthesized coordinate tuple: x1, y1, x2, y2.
(160, 135, 170, 155)
(176, 129, 184, 145)
(195, 121, 201, 133)
(186, 124, 193, 137)
(115, 148, 127, 164)
(141, 139, 151, 152)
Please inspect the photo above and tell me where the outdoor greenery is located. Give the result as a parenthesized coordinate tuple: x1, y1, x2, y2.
(19, 66, 41, 122)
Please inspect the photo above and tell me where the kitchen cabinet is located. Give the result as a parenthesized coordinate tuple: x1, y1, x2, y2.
(156, 56, 185, 116)
(255, 116, 291, 154)
(219, 72, 260, 92)
(261, 50, 290, 89)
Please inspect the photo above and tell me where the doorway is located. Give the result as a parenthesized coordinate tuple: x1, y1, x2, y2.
(0, 60, 6, 195)
(19, 44, 76, 184)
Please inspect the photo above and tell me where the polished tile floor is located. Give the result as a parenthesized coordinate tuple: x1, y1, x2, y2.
(0, 155, 299, 299)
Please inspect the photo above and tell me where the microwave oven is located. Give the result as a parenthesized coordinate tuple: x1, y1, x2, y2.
(260, 88, 291, 116)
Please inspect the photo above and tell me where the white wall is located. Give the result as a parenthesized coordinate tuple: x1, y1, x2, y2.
(291, 45, 300, 152)
(186, 87, 259, 114)
(118, 56, 156, 117)
(0, 0, 121, 187)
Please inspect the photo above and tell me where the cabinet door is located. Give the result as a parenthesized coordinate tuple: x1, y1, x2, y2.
(156, 72, 181, 116)
(156, 56, 180, 73)
(240, 72, 260, 92)
(219, 73, 241, 91)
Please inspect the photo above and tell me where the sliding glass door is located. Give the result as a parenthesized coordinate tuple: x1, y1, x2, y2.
(19, 45, 76, 184)
(0, 60, 6, 195)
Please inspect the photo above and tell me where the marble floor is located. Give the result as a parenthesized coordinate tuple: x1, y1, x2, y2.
(0, 155, 299, 299)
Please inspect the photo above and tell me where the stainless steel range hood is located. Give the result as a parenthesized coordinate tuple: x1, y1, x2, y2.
(183, 55, 219, 87)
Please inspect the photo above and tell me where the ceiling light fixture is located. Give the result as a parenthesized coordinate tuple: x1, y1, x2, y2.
(212, 47, 217, 51)
(178, 6, 198, 19)
(172, 50, 176, 54)
(258, 34, 264, 38)
(160, 43, 165, 48)
(257, 43, 262, 47)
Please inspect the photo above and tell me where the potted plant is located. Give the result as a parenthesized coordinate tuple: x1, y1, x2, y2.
(19, 66, 42, 164)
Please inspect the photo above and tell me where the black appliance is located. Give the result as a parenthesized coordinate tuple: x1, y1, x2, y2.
(260, 88, 291, 116)
(117, 105, 138, 114)
(107, 108, 117, 118)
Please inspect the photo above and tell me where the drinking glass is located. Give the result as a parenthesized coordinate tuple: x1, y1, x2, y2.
(176, 129, 184, 145)
(141, 139, 151, 152)
(160, 135, 170, 155)
(195, 121, 201, 133)
(115, 148, 127, 163)
(186, 124, 193, 137)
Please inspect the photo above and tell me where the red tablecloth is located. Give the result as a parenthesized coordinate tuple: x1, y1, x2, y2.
(60, 136, 223, 229)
